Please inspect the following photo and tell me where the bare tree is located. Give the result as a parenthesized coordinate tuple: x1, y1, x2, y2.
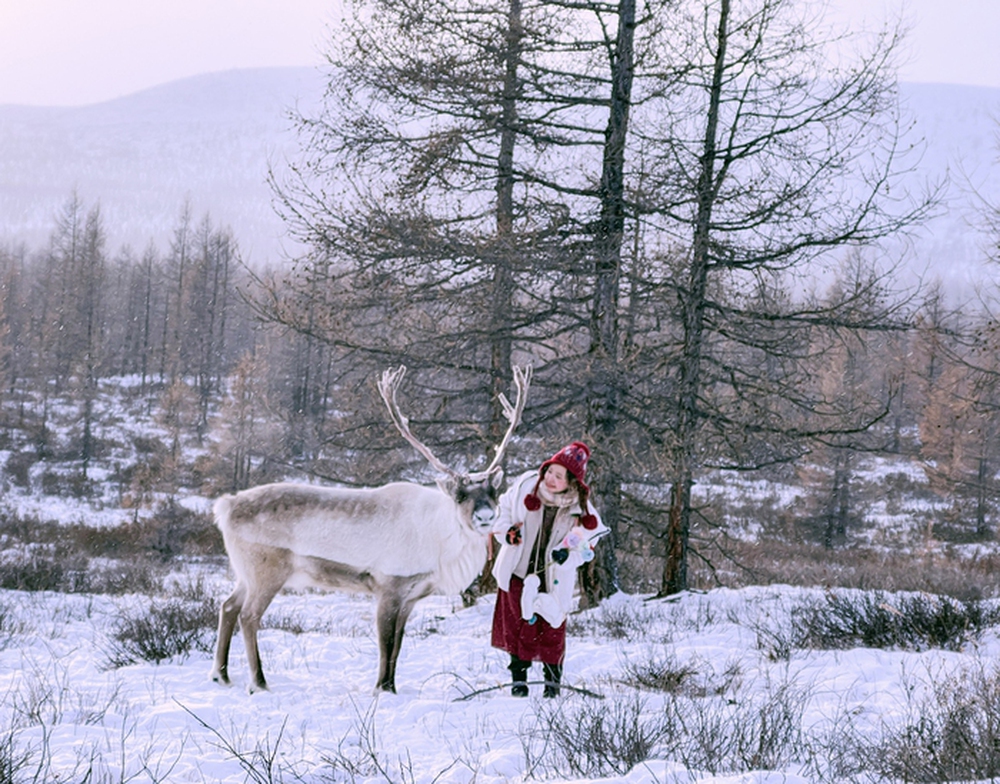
(264, 0, 934, 597)
(77, 204, 106, 476)
(267, 0, 641, 486)
(630, 0, 933, 594)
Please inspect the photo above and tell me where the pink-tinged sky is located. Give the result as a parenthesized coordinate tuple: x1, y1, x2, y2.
(0, 0, 998, 107)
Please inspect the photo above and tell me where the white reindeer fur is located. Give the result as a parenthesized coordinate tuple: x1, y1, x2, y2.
(214, 481, 487, 596)
(211, 475, 499, 694)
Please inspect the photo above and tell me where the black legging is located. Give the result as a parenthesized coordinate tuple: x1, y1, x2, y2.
(509, 655, 562, 688)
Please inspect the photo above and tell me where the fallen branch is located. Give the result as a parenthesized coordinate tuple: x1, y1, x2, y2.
(453, 680, 605, 701)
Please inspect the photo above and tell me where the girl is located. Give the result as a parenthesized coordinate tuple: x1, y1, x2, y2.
(490, 441, 608, 696)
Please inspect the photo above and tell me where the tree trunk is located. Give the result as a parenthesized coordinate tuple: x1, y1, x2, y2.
(977, 455, 989, 538)
(488, 0, 521, 447)
(584, 0, 636, 601)
(661, 0, 730, 597)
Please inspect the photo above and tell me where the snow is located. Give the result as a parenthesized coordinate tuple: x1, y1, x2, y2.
(2, 576, 999, 783)
(0, 377, 995, 780)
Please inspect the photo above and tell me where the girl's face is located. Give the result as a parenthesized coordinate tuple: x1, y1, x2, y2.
(543, 464, 570, 494)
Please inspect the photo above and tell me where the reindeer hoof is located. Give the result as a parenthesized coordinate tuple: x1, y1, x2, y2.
(210, 669, 231, 686)
(247, 681, 269, 694)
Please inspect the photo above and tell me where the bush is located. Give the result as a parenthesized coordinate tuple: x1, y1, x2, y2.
(4, 450, 36, 488)
(106, 598, 217, 667)
(643, 677, 807, 776)
(0, 508, 218, 597)
(793, 590, 1000, 652)
(531, 676, 807, 779)
(619, 648, 699, 694)
(0, 724, 31, 784)
(679, 537, 1000, 601)
(820, 664, 1000, 783)
(86, 559, 165, 596)
(0, 599, 26, 651)
(536, 694, 668, 778)
(0, 550, 88, 592)
(143, 500, 222, 560)
(568, 598, 664, 641)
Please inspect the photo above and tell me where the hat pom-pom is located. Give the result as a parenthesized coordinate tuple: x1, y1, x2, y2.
(524, 494, 541, 511)
(580, 514, 598, 530)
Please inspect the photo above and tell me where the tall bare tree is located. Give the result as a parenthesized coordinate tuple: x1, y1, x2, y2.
(268, 0, 644, 486)
(265, 0, 933, 597)
(631, 0, 933, 594)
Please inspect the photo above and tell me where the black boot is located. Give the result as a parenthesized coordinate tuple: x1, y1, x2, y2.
(509, 656, 530, 697)
(543, 663, 562, 698)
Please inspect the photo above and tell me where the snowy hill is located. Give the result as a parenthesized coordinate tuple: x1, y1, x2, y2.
(895, 83, 1000, 298)
(0, 68, 998, 292)
(0, 67, 324, 264)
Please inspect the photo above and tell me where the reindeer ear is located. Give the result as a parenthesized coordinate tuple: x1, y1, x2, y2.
(491, 470, 505, 489)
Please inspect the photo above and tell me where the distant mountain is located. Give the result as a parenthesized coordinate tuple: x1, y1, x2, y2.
(0, 67, 324, 264)
(1, 68, 998, 297)
(893, 83, 1000, 299)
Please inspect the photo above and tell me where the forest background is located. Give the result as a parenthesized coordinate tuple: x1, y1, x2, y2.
(3, 0, 1000, 604)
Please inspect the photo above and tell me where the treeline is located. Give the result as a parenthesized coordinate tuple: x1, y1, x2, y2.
(1, 196, 1000, 595)
(0, 195, 309, 486)
(0, 197, 249, 439)
(0, 193, 433, 493)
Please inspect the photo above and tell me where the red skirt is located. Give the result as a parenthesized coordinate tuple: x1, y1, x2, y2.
(491, 575, 566, 665)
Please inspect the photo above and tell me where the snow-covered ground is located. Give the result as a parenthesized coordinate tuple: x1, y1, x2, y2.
(2, 576, 999, 783)
(1, 380, 998, 781)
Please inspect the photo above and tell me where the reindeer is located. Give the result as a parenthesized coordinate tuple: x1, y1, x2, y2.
(210, 365, 531, 693)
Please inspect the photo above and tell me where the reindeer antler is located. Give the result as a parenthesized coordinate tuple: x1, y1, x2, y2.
(468, 364, 532, 481)
(378, 365, 532, 481)
(378, 366, 459, 478)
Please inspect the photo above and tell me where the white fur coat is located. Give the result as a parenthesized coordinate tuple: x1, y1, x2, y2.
(491, 470, 608, 626)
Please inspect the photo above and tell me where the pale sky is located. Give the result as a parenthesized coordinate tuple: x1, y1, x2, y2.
(0, 0, 998, 107)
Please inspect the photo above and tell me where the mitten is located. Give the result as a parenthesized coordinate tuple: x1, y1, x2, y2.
(551, 548, 569, 565)
(505, 524, 523, 546)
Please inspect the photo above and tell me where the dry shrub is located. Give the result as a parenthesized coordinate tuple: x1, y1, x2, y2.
(689, 538, 1000, 601)
(535, 694, 667, 778)
(0, 547, 88, 592)
(141, 499, 223, 560)
(568, 598, 663, 640)
(530, 678, 808, 779)
(619, 649, 699, 694)
(818, 663, 1000, 783)
(0, 511, 215, 595)
(793, 590, 1000, 653)
(106, 597, 217, 667)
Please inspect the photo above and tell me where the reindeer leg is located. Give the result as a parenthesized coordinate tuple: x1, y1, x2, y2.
(240, 596, 282, 692)
(239, 570, 287, 693)
(375, 576, 432, 693)
(375, 591, 403, 693)
(211, 583, 246, 685)
(386, 597, 422, 693)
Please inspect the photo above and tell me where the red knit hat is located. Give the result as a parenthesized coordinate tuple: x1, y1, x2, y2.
(541, 441, 590, 487)
(524, 441, 598, 529)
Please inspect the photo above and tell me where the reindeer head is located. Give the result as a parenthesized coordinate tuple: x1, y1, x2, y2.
(437, 470, 506, 532)
(378, 365, 531, 533)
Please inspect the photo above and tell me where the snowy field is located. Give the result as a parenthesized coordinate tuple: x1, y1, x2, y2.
(3, 574, 1000, 783)
(0, 380, 998, 782)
